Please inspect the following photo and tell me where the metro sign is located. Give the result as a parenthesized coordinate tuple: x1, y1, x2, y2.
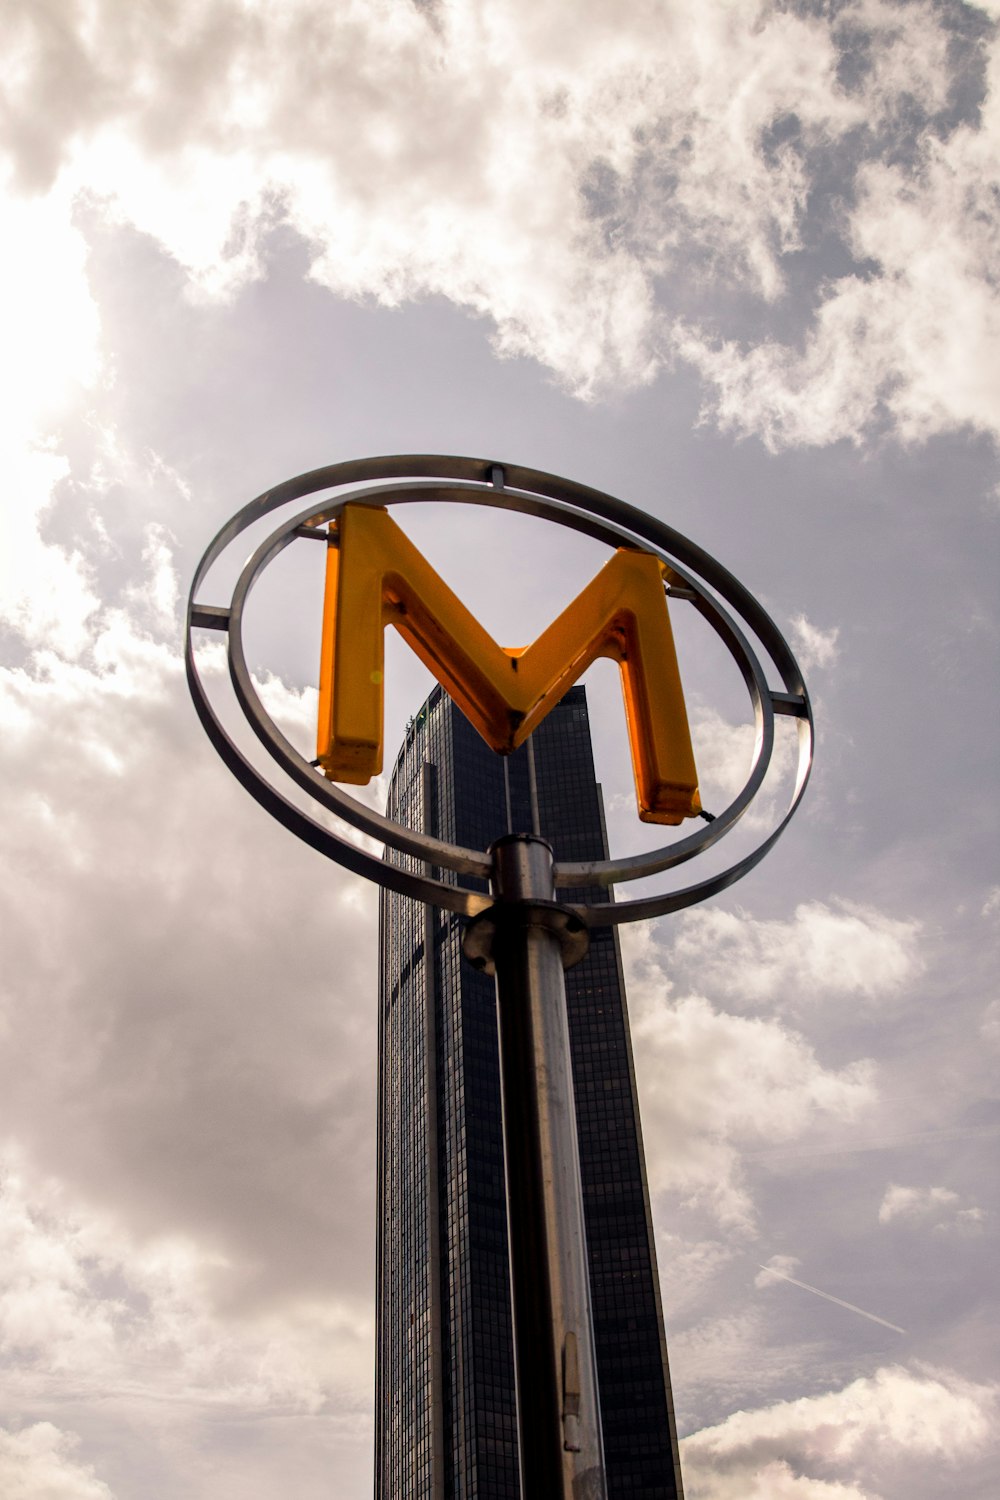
(186, 455, 812, 922)
(315, 504, 701, 825)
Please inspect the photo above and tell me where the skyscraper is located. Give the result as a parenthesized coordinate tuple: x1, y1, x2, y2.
(376, 683, 684, 1500)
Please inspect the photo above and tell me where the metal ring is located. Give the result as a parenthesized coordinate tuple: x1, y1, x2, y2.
(185, 456, 813, 923)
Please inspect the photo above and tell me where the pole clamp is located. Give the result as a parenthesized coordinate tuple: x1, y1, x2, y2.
(462, 901, 590, 976)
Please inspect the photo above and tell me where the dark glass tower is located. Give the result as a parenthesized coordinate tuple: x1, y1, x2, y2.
(376, 684, 684, 1500)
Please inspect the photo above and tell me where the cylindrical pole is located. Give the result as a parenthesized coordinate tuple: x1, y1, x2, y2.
(487, 834, 607, 1500)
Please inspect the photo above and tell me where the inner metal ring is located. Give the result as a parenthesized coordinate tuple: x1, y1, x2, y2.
(185, 455, 813, 923)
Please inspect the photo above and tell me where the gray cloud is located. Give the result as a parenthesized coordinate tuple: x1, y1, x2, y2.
(622, 926, 876, 1228)
(0, 598, 378, 1312)
(2, 0, 996, 443)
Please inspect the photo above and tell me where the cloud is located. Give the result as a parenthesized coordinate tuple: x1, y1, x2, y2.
(878, 1183, 957, 1223)
(0, 443, 100, 658)
(0, 181, 101, 431)
(790, 615, 840, 673)
(672, 1303, 812, 1415)
(664, 900, 923, 1010)
(2, 0, 996, 442)
(656, 1235, 738, 1323)
(982, 999, 1000, 1046)
(754, 1254, 800, 1290)
(678, 5, 1000, 449)
(0, 351, 392, 1461)
(677, 702, 801, 837)
(0, 1156, 374, 1495)
(0, 179, 105, 655)
(878, 1183, 985, 1231)
(0, 1151, 368, 1413)
(0, 455, 377, 1488)
(684, 1456, 866, 1500)
(0, 1423, 114, 1500)
(0, 497, 380, 1314)
(681, 1364, 998, 1499)
(623, 929, 875, 1228)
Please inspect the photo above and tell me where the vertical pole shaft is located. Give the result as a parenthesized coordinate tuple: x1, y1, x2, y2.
(490, 835, 607, 1500)
(421, 766, 446, 1499)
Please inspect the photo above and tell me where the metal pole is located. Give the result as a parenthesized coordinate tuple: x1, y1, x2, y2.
(465, 834, 607, 1500)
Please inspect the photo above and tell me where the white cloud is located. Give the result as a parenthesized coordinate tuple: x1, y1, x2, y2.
(623, 929, 875, 1228)
(2, 0, 995, 443)
(684, 707, 762, 814)
(754, 1254, 800, 1290)
(679, 8, 1000, 449)
(790, 615, 840, 673)
(0, 183, 101, 432)
(878, 1183, 957, 1223)
(123, 523, 180, 630)
(0, 172, 106, 656)
(878, 1183, 985, 1231)
(0, 1423, 114, 1500)
(683, 704, 800, 834)
(682, 1364, 997, 1500)
(0, 442, 100, 657)
(60, 0, 855, 395)
(664, 900, 923, 1010)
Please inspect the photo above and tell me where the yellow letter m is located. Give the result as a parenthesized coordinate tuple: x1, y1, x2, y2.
(316, 505, 701, 825)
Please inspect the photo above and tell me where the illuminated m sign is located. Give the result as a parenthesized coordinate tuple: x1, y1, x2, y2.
(317, 505, 701, 825)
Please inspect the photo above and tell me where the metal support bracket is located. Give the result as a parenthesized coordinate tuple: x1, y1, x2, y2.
(462, 901, 590, 976)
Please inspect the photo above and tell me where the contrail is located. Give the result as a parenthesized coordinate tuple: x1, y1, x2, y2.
(757, 1264, 906, 1334)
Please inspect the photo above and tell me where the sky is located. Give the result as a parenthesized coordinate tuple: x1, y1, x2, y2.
(0, 1, 998, 1497)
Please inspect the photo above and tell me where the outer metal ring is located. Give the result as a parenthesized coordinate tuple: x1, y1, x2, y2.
(185, 455, 813, 924)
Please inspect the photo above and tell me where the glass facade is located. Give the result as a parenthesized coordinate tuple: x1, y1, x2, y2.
(377, 684, 684, 1499)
